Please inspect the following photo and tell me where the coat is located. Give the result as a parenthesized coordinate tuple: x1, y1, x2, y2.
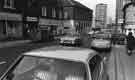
(126, 35, 135, 50)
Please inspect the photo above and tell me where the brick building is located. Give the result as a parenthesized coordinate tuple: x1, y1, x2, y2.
(61, 0, 93, 34)
(0, 0, 93, 41)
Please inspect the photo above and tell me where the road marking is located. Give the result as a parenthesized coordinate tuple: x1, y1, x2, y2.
(0, 61, 6, 65)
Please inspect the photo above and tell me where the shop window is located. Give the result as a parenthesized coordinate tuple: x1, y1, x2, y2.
(52, 8, 56, 18)
(42, 7, 47, 16)
(4, 0, 14, 9)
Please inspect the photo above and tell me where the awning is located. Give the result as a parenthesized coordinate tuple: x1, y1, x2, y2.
(0, 12, 22, 21)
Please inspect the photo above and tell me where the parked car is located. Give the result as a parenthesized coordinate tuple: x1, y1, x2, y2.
(91, 33, 112, 52)
(60, 34, 81, 46)
(0, 46, 108, 80)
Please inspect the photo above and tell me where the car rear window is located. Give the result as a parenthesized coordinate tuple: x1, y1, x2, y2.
(10, 56, 87, 80)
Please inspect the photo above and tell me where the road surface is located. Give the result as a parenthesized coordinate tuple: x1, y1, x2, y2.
(0, 42, 134, 80)
(115, 45, 135, 80)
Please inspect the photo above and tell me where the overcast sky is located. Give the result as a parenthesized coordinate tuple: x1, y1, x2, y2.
(75, 0, 116, 20)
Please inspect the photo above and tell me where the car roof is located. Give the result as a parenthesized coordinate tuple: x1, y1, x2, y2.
(24, 46, 98, 63)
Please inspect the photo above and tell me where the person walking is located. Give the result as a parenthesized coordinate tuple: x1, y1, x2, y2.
(126, 32, 135, 56)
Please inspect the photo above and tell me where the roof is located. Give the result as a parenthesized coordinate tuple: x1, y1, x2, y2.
(24, 46, 97, 62)
(61, 0, 91, 10)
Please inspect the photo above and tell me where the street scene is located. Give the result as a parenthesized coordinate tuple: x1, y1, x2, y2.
(0, 0, 135, 80)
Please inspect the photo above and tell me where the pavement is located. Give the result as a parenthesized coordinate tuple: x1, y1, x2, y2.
(0, 40, 32, 48)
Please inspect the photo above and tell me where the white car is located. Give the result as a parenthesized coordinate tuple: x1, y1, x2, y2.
(91, 34, 112, 52)
(91, 39, 111, 49)
(60, 35, 81, 46)
(1, 46, 108, 80)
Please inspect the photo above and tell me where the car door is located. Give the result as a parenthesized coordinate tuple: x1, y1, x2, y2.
(88, 55, 103, 80)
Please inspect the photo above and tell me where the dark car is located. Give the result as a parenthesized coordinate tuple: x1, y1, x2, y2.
(112, 33, 126, 45)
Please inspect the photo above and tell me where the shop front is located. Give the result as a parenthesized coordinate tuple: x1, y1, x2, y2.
(24, 16, 41, 41)
(39, 18, 63, 41)
(0, 12, 23, 40)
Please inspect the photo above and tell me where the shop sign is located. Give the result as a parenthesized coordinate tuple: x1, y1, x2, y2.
(0, 12, 22, 21)
(39, 25, 50, 30)
(26, 16, 38, 22)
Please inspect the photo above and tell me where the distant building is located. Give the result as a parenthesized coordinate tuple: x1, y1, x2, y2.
(123, 2, 135, 37)
(116, 0, 134, 33)
(116, 0, 124, 23)
(116, 0, 132, 22)
(95, 3, 107, 29)
(116, 0, 127, 33)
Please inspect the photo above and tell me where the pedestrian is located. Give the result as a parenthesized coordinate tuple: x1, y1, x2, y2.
(126, 32, 135, 55)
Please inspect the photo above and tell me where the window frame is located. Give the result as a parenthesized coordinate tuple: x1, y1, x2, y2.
(42, 6, 47, 16)
(52, 8, 56, 18)
(4, 0, 14, 9)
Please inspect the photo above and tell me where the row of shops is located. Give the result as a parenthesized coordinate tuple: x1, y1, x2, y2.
(0, 12, 64, 41)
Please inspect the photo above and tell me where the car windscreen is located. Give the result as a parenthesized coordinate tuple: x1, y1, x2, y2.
(4, 56, 87, 80)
